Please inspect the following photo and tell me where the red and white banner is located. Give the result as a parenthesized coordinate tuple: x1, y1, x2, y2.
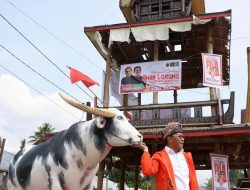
(210, 153, 230, 190)
(119, 60, 182, 94)
(202, 53, 222, 88)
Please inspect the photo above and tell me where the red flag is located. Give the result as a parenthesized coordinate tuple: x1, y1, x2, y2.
(67, 66, 99, 87)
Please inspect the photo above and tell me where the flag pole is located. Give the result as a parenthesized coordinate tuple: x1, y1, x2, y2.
(67, 66, 103, 106)
(88, 87, 103, 106)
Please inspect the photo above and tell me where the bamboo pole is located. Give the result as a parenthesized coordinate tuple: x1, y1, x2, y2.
(246, 47, 250, 122)
(97, 46, 112, 190)
(88, 87, 103, 106)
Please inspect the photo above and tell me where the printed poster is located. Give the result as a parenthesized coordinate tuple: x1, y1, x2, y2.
(119, 60, 182, 94)
(210, 153, 230, 190)
(202, 53, 223, 88)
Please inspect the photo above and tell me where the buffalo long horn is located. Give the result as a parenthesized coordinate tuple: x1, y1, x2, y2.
(59, 93, 116, 118)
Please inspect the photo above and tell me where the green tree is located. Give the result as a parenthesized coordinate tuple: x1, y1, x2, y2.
(229, 169, 244, 187)
(29, 122, 55, 145)
(204, 177, 212, 189)
(105, 164, 150, 190)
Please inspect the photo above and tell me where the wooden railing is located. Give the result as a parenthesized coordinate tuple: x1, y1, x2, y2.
(113, 91, 235, 128)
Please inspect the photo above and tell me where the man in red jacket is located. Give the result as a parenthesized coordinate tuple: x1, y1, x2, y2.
(140, 122, 199, 190)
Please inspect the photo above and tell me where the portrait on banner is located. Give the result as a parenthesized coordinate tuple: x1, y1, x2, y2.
(210, 153, 230, 190)
(119, 60, 182, 94)
(202, 53, 222, 88)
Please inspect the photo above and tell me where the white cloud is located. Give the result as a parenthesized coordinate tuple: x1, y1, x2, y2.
(0, 74, 84, 153)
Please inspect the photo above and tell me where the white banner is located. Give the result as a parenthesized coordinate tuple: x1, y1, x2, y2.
(119, 60, 182, 94)
(210, 153, 230, 190)
(202, 53, 223, 88)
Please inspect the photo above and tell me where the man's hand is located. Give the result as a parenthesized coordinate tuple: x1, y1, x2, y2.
(139, 142, 149, 152)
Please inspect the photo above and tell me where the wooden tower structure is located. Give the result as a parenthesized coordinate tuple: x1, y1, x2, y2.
(84, 0, 250, 189)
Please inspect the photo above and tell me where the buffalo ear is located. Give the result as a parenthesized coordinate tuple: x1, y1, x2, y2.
(96, 116, 106, 129)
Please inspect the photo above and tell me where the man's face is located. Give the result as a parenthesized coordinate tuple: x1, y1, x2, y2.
(125, 68, 132, 76)
(134, 68, 141, 76)
(168, 132, 184, 152)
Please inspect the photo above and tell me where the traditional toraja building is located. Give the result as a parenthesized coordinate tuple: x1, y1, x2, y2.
(84, 0, 250, 189)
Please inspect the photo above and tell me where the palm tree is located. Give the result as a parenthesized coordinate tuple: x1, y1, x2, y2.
(20, 139, 26, 149)
(29, 122, 55, 145)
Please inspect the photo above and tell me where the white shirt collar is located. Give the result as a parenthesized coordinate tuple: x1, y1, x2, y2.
(165, 146, 184, 154)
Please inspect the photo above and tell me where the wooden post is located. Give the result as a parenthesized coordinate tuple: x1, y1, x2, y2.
(173, 90, 178, 103)
(217, 89, 223, 124)
(138, 93, 141, 119)
(97, 46, 112, 190)
(119, 157, 126, 190)
(103, 46, 112, 107)
(213, 143, 220, 154)
(86, 102, 92, 121)
(0, 138, 6, 163)
(153, 41, 159, 104)
(181, 0, 185, 15)
(245, 47, 250, 122)
(191, 0, 205, 15)
(207, 28, 217, 117)
(134, 154, 139, 190)
(94, 96, 98, 108)
(243, 169, 248, 178)
(123, 94, 129, 117)
(151, 144, 158, 190)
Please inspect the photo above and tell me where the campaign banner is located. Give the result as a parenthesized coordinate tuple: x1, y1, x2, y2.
(210, 153, 230, 190)
(202, 53, 223, 88)
(119, 60, 182, 94)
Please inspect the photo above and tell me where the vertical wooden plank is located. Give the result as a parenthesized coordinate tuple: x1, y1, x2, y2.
(149, 0, 152, 20)
(213, 143, 220, 154)
(194, 106, 202, 117)
(181, 0, 185, 15)
(153, 41, 159, 104)
(246, 47, 250, 122)
(191, 0, 205, 14)
(123, 94, 129, 117)
(103, 46, 112, 107)
(138, 93, 142, 120)
(207, 28, 217, 117)
(217, 89, 223, 124)
(173, 90, 178, 103)
(119, 157, 126, 190)
(170, 0, 174, 17)
(86, 102, 92, 121)
(134, 154, 139, 190)
(159, 0, 162, 19)
(0, 138, 6, 163)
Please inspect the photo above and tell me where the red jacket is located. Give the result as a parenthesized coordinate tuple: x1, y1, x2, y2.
(141, 149, 199, 190)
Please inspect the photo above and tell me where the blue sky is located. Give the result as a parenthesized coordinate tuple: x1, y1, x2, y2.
(0, 0, 250, 186)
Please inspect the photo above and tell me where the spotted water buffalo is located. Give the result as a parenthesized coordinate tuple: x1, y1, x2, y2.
(8, 94, 143, 190)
